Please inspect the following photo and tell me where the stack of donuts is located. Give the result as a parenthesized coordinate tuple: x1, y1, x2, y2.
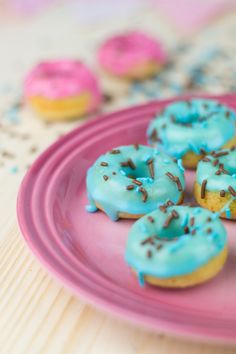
(86, 98, 236, 288)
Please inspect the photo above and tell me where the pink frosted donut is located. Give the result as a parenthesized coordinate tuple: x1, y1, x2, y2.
(24, 60, 102, 121)
(98, 31, 167, 80)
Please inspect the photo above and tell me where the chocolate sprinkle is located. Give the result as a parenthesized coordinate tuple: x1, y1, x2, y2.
(150, 129, 158, 142)
(171, 210, 179, 219)
(147, 158, 155, 178)
(120, 158, 136, 170)
(220, 190, 226, 197)
(147, 216, 154, 223)
(103, 93, 113, 103)
(202, 157, 211, 162)
(191, 229, 196, 235)
(2, 150, 14, 158)
(215, 163, 229, 175)
(141, 236, 154, 245)
(201, 179, 207, 198)
(147, 250, 152, 258)
(190, 217, 195, 226)
(163, 210, 178, 228)
(112, 171, 116, 175)
(212, 151, 229, 158)
(126, 185, 134, 190)
(212, 159, 219, 166)
(206, 217, 212, 222)
(133, 144, 139, 150)
(230, 146, 236, 151)
(228, 186, 236, 196)
(103, 175, 109, 181)
(100, 162, 108, 166)
(139, 187, 148, 202)
(110, 149, 120, 154)
(184, 226, 189, 234)
(165, 172, 183, 191)
(132, 179, 142, 186)
(159, 200, 174, 213)
(159, 205, 167, 213)
(206, 228, 212, 233)
(200, 148, 206, 155)
(156, 244, 163, 250)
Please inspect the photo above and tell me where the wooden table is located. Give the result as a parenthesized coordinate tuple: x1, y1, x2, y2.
(1, 4, 236, 353)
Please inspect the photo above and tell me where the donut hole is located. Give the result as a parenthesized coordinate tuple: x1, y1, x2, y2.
(120, 162, 152, 181)
(175, 111, 198, 124)
(156, 216, 191, 241)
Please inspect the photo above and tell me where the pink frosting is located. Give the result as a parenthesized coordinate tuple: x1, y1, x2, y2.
(24, 60, 101, 110)
(98, 31, 168, 76)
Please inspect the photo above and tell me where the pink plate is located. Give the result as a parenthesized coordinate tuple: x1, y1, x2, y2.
(17, 94, 236, 344)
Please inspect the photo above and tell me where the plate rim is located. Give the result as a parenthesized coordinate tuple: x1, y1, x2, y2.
(17, 94, 236, 345)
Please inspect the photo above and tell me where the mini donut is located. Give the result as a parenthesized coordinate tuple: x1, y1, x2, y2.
(125, 205, 227, 288)
(86, 145, 185, 221)
(147, 99, 236, 169)
(24, 60, 102, 121)
(97, 31, 167, 80)
(194, 147, 236, 219)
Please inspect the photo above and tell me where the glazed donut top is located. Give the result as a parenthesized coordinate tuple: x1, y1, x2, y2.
(86, 145, 185, 220)
(98, 31, 167, 76)
(147, 99, 236, 158)
(196, 147, 236, 197)
(24, 60, 101, 104)
(125, 205, 227, 285)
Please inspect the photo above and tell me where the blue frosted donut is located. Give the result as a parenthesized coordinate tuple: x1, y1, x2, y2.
(125, 205, 227, 287)
(194, 146, 236, 219)
(147, 99, 236, 168)
(86, 145, 185, 220)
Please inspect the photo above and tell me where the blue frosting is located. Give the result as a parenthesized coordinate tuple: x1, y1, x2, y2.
(125, 206, 227, 284)
(196, 148, 236, 218)
(196, 148, 236, 191)
(147, 99, 236, 158)
(86, 145, 185, 221)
